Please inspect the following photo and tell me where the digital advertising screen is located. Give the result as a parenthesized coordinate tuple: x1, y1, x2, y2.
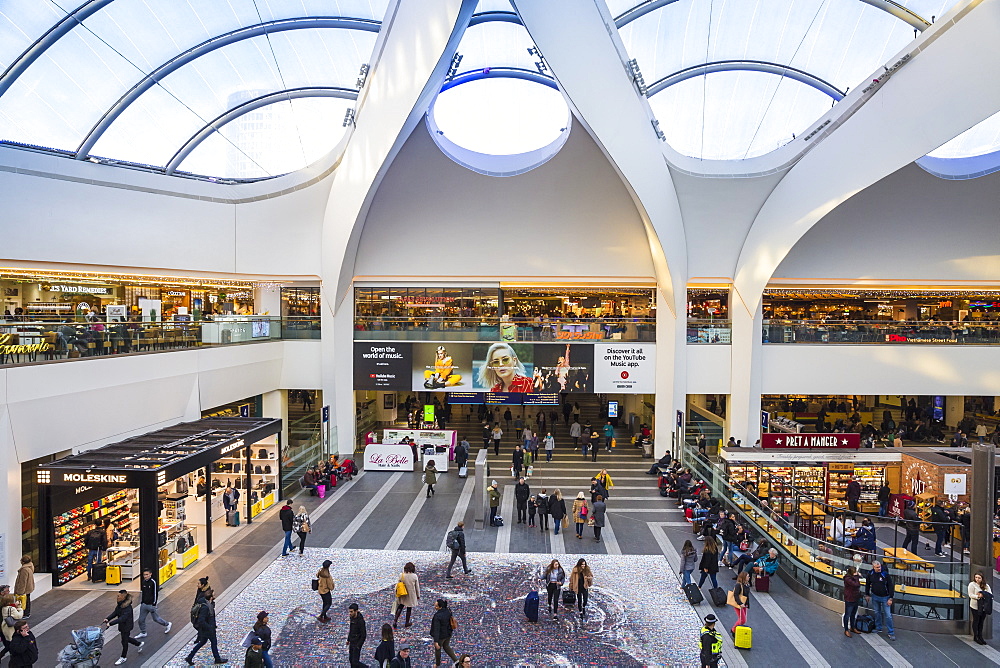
(484, 392, 522, 405)
(355, 342, 412, 390)
(523, 393, 560, 406)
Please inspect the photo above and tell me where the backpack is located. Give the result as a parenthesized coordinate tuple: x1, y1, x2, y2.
(446, 530, 461, 550)
(190, 602, 203, 626)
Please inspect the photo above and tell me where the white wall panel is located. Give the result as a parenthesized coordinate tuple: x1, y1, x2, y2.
(279, 340, 322, 389)
(760, 345, 1000, 396)
(355, 123, 655, 279)
(195, 343, 284, 410)
(686, 345, 732, 394)
(0, 170, 237, 273)
(774, 164, 1000, 282)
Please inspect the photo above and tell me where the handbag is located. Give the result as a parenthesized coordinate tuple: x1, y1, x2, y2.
(587, 517, 595, 527)
(395, 579, 408, 598)
(726, 590, 738, 608)
(449, 615, 458, 630)
(561, 516, 569, 529)
(301, 521, 311, 533)
(3, 606, 16, 627)
(311, 579, 319, 591)
(739, 540, 750, 551)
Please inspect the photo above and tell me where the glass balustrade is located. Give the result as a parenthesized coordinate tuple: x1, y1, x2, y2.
(0, 316, 320, 367)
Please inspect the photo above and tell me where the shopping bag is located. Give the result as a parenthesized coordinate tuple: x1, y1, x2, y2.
(526, 465, 534, 477)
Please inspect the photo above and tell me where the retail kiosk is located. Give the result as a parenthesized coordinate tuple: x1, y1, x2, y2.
(722, 434, 902, 513)
(37, 417, 282, 587)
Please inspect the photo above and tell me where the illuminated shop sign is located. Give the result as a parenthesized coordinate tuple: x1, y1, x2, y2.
(43, 284, 113, 295)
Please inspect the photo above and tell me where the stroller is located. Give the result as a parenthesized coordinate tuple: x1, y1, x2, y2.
(337, 459, 358, 481)
(56, 626, 104, 667)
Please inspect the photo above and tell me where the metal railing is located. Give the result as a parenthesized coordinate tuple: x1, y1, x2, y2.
(763, 319, 1000, 344)
(687, 319, 731, 344)
(0, 316, 320, 367)
(354, 316, 656, 342)
(680, 443, 969, 623)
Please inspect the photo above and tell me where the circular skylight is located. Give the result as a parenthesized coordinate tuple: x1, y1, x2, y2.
(431, 77, 569, 157)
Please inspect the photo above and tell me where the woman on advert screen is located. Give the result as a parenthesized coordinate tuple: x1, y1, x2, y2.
(478, 342, 533, 393)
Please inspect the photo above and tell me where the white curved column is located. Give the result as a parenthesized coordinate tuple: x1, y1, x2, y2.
(512, 0, 688, 452)
(729, 0, 1000, 441)
(320, 0, 479, 453)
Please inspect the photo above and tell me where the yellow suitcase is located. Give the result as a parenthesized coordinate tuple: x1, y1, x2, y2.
(105, 564, 122, 586)
(734, 625, 752, 650)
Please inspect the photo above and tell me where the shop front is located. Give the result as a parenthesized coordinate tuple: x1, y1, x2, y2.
(723, 439, 902, 514)
(36, 417, 282, 587)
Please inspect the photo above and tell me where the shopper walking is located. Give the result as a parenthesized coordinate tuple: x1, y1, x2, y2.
(699, 614, 723, 668)
(424, 460, 438, 498)
(568, 558, 593, 617)
(877, 483, 891, 518)
(592, 495, 606, 542)
(842, 566, 861, 636)
(491, 424, 502, 456)
(488, 481, 501, 527)
(729, 572, 750, 633)
(445, 522, 473, 578)
(930, 499, 951, 556)
(290, 505, 312, 555)
(595, 469, 615, 496)
(548, 489, 567, 536)
(8, 621, 37, 668)
(589, 477, 608, 504)
(541, 560, 566, 619)
(590, 432, 602, 462)
(193, 576, 213, 603)
(864, 561, 896, 641)
(316, 560, 335, 623)
(514, 478, 530, 524)
(13, 556, 33, 619)
(698, 539, 720, 589)
(223, 485, 240, 526)
(680, 540, 698, 586)
(511, 445, 523, 478)
(544, 432, 555, 462)
(430, 599, 459, 667)
(968, 571, 992, 645)
(374, 624, 395, 667)
(580, 430, 591, 458)
(244, 635, 265, 668)
(570, 420, 581, 446)
(602, 421, 615, 451)
(393, 563, 420, 628)
(571, 492, 589, 539)
(347, 603, 368, 668)
(135, 569, 171, 638)
(103, 590, 143, 664)
(186, 590, 227, 665)
(279, 500, 295, 557)
(481, 421, 492, 450)
(252, 611, 273, 668)
(536, 489, 550, 532)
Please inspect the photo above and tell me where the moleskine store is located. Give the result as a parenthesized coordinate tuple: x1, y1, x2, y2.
(36, 417, 282, 587)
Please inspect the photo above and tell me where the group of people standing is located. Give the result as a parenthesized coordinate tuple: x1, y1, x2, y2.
(492, 469, 612, 542)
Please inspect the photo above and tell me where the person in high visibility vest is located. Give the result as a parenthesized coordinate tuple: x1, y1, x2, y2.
(700, 613, 723, 668)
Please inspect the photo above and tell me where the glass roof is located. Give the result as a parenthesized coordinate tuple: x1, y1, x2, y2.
(0, 0, 388, 179)
(607, 0, 960, 161)
(427, 0, 570, 173)
(927, 110, 1000, 160)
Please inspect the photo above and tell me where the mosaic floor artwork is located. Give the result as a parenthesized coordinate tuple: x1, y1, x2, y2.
(168, 549, 706, 667)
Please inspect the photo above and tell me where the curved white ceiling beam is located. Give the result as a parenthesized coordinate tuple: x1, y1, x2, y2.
(322, 0, 479, 306)
(511, 0, 685, 309)
(734, 0, 1000, 312)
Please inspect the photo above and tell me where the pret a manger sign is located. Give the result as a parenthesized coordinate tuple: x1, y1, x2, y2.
(761, 433, 860, 450)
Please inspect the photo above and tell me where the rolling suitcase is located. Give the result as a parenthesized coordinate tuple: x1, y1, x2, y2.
(458, 466, 468, 479)
(231, 511, 240, 527)
(692, 520, 703, 534)
(105, 564, 122, 586)
(562, 589, 576, 606)
(734, 625, 752, 649)
(709, 587, 727, 607)
(91, 563, 107, 583)
(754, 574, 770, 592)
(683, 583, 704, 605)
(524, 591, 540, 622)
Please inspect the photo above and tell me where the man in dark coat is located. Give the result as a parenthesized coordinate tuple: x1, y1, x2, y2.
(279, 500, 295, 556)
(8, 621, 38, 668)
(347, 603, 367, 667)
(185, 592, 226, 665)
(446, 522, 472, 578)
(103, 590, 143, 663)
(845, 477, 862, 513)
(514, 477, 531, 524)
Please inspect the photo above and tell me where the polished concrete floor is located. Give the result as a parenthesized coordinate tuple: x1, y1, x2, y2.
(25, 439, 1000, 667)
